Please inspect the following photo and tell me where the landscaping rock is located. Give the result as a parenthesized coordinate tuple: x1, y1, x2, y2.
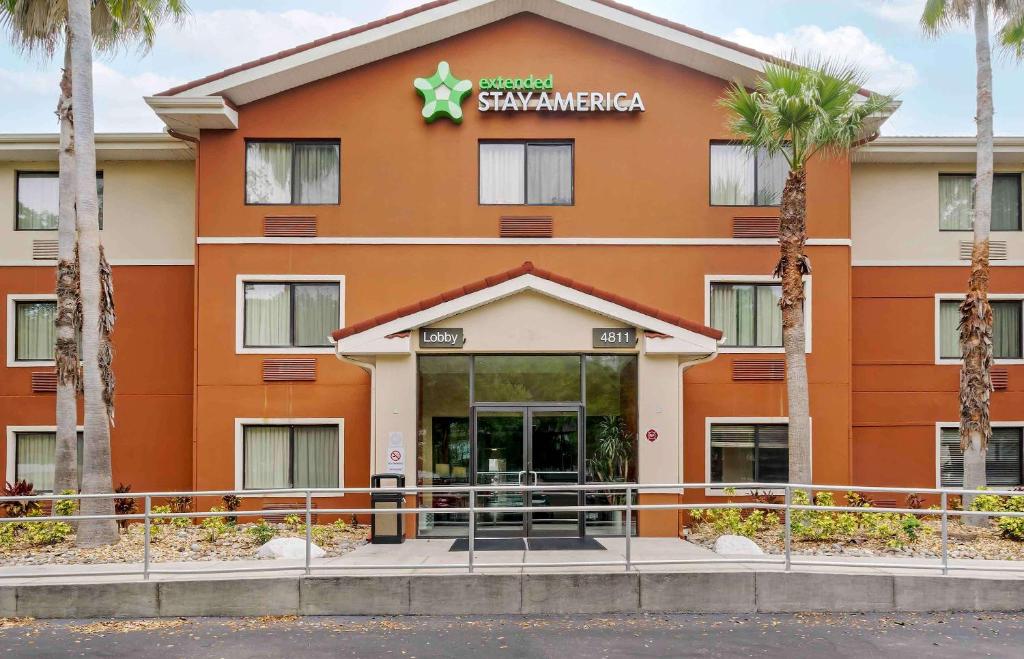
(713, 535, 764, 555)
(256, 537, 326, 560)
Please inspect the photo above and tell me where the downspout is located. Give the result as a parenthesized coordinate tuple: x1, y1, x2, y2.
(337, 352, 377, 475)
(675, 349, 720, 535)
(168, 129, 201, 492)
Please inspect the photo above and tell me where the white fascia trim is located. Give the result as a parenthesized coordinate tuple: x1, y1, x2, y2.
(337, 273, 719, 355)
(934, 421, 1024, 488)
(934, 293, 1024, 365)
(199, 236, 852, 247)
(5, 425, 84, 485)
(235, 275, 346, 355)
(233, 418, 345, 495)
(6, 294, 57, 367)
(703, 416, 812, 497)
(0, 259, 194, 267)
(854, 260, 1024, 267)
(703, 275, 812, 354)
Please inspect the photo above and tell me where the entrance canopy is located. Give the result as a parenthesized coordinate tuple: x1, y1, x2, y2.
(332, 261, 722, 357)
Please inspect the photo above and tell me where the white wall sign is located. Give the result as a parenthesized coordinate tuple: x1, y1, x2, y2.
(386, 431, 405, 474)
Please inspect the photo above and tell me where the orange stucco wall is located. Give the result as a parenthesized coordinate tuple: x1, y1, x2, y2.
(851, 266, 1024, 489)
(0, 265, 193, 491)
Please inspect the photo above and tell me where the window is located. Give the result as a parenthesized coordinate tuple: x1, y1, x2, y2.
(709, 282, 783, 348)
(242, 424, 340, 489)
(939, 426, 1023, 487)
(710, 423, 788, 484)
(13, 431, 83, 492)
(13, 300, 56, 362)
(710, 143, 789, 206)
(16, 172, 104, 230)
(939, 174, 1021, 231)
(939, 299, 1023, 360)
(245, 141, 340, 205)
(479, 141, 573, 205)
(243, 282, 340, 348)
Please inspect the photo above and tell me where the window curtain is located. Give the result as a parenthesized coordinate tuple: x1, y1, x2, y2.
(293, 284, 339, 347)
(16, 301, 56, 361)
(755, 424, 789, 483)
(734, 285, 756, 346)
(479, 143, 525, 204)
(710, 424, 756, 482)
(755, 148, 789, 206)
(244, 284, 291, 346)
(244, 426, 290, 489)
(939, 175, 973, 230)
(709, 284, 738, 346)
(756, 285, 783, 347)
(15, 432, 56, 492)
(16, 173, 59, 230)
(993, 175, 1022, 231)
(710, 144, 753, 205)
(293, 425, 340, 488)
(993, 301, 1023, 359)
(294, 143, 339, 204)
(246, 142, 293, 204)
(939, 300, 961, 359)
(526, 144, 572, 204)
(941, 427, 1023, 487)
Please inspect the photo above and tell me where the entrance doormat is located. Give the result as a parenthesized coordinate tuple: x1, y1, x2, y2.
(449, 538, 526, 552)
(527, 536, 605, 551)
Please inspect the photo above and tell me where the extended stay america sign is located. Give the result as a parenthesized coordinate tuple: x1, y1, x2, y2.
(414, 61, 645, 123)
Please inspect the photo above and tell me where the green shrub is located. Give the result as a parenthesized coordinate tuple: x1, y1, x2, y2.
(997, 516, 1024, 541)
(690, 507, 780, 538)
(0, 522, 18, 547)
(24, 520, 72, 546)
(54, 490, 77, 517)
(312, 525, 333, 547)
(248, 520, 276, 545)
(152, 504, 190, 530)
(200, 507, 232, 542)
(331, 519, 347, 532)
(283, 514, 304, 531)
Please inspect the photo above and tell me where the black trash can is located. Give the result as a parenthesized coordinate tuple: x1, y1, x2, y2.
(370, 474, 405, 544)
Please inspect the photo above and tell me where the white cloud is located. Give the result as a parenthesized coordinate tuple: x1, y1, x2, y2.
(857, 0, 927, 27)
(726, 25, 919, 92)
(158, 9, 357, 69)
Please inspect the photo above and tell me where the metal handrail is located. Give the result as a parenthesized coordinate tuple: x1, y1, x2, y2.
(1, 481, 1023, 581)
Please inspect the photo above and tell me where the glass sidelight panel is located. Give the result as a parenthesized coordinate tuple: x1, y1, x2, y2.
(475, 410, 526, 536)
(529, 409, 581, 535)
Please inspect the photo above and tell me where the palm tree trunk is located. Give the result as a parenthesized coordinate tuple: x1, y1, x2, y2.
(960, 0, 995, 521)
(54, 40, 80, 497)
(776, 169, 812, 485)
(70, 0, 118, 546)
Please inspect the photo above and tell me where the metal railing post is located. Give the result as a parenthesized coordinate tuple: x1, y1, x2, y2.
(143, 495, 151, 581)
(468, 489, 475, 574)
(783, 486, 792, 572)
(940, 491, 949, 576)
(304, 491, 312, 576)
(624, 487, 632, 572)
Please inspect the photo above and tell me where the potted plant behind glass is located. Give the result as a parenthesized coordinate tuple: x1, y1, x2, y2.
(587, 416, 633, 530)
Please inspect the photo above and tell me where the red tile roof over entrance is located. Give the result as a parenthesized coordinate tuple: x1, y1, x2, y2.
(156, 0, 783, 98)
(331, 261, 723, 341)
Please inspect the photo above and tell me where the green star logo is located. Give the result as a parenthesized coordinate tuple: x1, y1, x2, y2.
(413, 61, 472, 124)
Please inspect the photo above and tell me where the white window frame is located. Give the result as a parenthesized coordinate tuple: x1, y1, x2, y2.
(233, 417, 345, 496)
(6, 293, 58, 367)
(934, 293, 1024, 365)
(5, 424, 84, 488)
(704, 275, 812, 354)
(235, 274, 345, 355)
(703, 416, 811, 496)
(934, 421, 1024, 489)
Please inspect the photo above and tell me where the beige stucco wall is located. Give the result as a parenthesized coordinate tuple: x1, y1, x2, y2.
(0, 159, 194, 263)
(852, 162, 1024, 264)
(369, 291, 687, 487)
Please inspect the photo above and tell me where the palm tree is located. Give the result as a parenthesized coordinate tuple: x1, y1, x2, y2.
(719, 61, 893, 484)
(921, 1, 1024, 512)
(3, 0, 188, 544)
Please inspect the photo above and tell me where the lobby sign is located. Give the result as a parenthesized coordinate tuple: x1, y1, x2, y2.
(419, 327, 465, 348)
(593, 328, 637, 348)
(478, 73, 645, 113)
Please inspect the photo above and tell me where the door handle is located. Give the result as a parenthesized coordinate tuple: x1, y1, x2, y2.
(517, 470, 527, 486)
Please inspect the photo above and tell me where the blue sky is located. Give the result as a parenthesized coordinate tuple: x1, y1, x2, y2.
(0, 0, 1021, 135)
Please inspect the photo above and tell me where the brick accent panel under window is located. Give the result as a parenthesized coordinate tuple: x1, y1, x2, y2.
(732, 216, 779, 239)
(499, 216, 553, 238)
(262, 358, 317, 382)
(732, 359, 785, 381)
(31, 371, 58, 393)
(264, 215, 317, 237)
(991, 367, 1009, 391)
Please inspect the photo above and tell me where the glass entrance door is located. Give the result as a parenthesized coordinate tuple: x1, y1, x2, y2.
(472, 406, 582, 538)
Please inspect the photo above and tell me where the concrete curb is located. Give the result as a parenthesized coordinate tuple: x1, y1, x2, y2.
(2, 571, 1023, 619)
